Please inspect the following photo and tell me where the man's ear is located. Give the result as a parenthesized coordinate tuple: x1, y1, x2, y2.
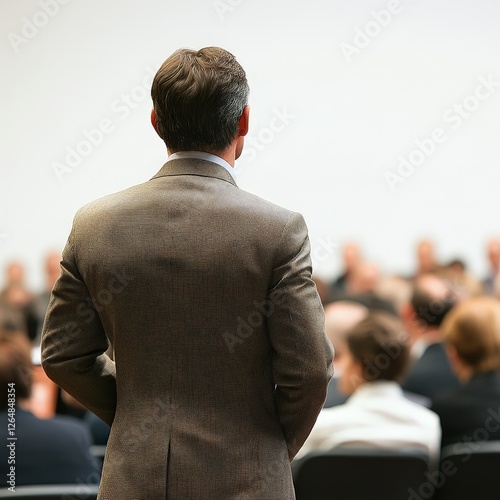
(151, 108, 160, 136)
(238, 105, 250, 137)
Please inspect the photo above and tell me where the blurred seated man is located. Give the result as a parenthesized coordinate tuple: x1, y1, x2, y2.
(414, 239, 438, 278)
(296, 313, 440, 464)
(323, 301, 369, 408)
(401, 274, 460, 399)
(329, 242, 363, 295)
(330, 262, 398, 317)
(0, 327, 100, 487)
(432, 296, 500, 447)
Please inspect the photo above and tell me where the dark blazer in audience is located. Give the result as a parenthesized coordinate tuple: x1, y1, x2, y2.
(84, 411, 110, 445)
(1, 408, 99, 486)
(432, 371, 500, 447)
(323, 377, 348, 408)
(402, 342, 460, 400)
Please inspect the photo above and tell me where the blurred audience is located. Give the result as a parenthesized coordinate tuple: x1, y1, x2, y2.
(1, 237, 500, 474)
(432, 296, 500, 447)
(401, 274, 460, 399)
(0, 321, 100, 486)
(329, 262, 398, 317)
(296, 313, 441, 464)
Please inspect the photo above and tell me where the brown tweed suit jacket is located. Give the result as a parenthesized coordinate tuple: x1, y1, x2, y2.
(41, 158, 334, 499)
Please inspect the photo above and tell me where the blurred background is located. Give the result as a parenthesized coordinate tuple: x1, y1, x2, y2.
(1, 0, 499, 290)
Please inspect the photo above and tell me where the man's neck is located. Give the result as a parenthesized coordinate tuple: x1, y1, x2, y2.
(167, 147, 236, 167)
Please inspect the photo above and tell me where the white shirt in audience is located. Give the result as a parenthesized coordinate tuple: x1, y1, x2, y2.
(296, 380, 441, 464)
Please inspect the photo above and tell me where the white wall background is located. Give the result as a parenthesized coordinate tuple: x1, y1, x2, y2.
(1, 0, 499, 290)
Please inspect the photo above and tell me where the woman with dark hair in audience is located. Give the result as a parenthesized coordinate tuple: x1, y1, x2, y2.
(432, 296, 500, 447)
(296, 312, 441, 464)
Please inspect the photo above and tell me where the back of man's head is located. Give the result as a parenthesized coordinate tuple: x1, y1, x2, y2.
(151, 47, 249, 153)
(346, 312, 410, 383)
(410, 274, 456, 329)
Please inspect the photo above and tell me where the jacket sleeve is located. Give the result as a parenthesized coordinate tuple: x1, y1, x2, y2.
(41, 219, 116, 426)
(267, 212, 334, 459)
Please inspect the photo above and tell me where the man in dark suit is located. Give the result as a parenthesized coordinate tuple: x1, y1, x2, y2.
(401, 274, 460, 400)
(41, 47, 333, 499)
(0, 324, 99, 487)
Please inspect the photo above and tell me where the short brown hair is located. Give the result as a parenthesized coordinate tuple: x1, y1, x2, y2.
(151, 47, 249, 153)
(0, 329, 33, 409)
(346, 313, 410, 382)
(442, 296, 500, 373)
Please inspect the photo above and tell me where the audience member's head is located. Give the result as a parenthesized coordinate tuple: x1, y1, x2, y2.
(442, 296, 500, 381)
(44, 251, 62, 290)
(403, 273, 457, 344)
(2, 283, 32, 308)
(338, 312, 410, 395)
(347, 262, 380, 295)
(151, 47, 249, 155)
(487, 238, 500, 274)
(0, 327, 33, 410)
(3, 261, 26, 287)
(416, 239, 437, 276)
(324, 301, 369, 368)
(341, 242, 362, 274)
(375, 275, 412, 313)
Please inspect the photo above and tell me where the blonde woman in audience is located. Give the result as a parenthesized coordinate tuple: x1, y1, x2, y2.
(431, 296, 500, 447)
(296, 313, 441, 464)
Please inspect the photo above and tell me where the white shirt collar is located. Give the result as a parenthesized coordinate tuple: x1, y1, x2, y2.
(166, 151, 237, 185)
(346, 380, 403, 405)
(410, 336, 441, 361)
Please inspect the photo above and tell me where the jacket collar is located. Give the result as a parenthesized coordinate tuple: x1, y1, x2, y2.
(150, 158, 237, 187)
